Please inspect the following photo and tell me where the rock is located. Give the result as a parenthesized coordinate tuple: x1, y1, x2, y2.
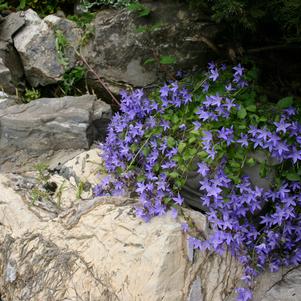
(0, 58, 15, 95)
(188, 276, 203, 301)
(0, 150, 300, 301)
(13, 9, 82, 87)
(0, 12, 26, 93)
(259, 267, 301, 301)
(82, 1, 218, 91)
(0, 95, 111, 171)
(0, 93, 17, 110)
(0, 11, 25, 42)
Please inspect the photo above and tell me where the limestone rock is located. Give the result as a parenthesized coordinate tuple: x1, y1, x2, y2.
(260, 267, 301, 301)
(0, 93, 17, 110)
(0, 95, 111, 171)
(82, 1, 218, 90)
(13, 9, 82, 87)
(0, 150, 300, 301)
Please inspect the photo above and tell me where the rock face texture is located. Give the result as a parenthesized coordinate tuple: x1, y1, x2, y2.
(0, 149, 300, 301)
(0, 95, 111, 171)
(0, 93, 17, 110)
(82, 1, 218, 89)
(0, 2, 218, 96)
(13, 9, 82, 87)
(0, 12, 26, 94)
(0, 58, 15, 95)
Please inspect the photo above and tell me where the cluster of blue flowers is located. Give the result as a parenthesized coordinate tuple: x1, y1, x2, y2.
(95, 62, 301, 301)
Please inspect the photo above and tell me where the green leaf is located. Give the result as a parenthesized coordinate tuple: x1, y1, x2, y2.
(136, 26, 148, 33)
(183, 149, 192, 161)
(258, 116, 267, 122)
(188, 136, 196, 144)
(130, 144, 138, 153)
(138, 8, 151, 17)
(237, 107, 247, 119)
(160, 55, 177, 65)
(19, 0, 26, 9)
(137, 175, 146, 182)
(246, 104, 256, 112)
(171, 114, 179, 123)
(169, 172, 179, 179)
(286, 173, 301, 181)
(144, 58, 155, 65)
(259, 164, 267, 178)
(198, 151, 208, 159)
(189, 148, 197, 156)
(229, 161, 240, 168)
(174, 178, 185, 188)
(277, 96, 293, 109)
(153, 164, 160, 172)
(142, 146, 150, 157)
(178, 142, 186, 153)
(167, 136, 176, 148)
(246, 158, 256, 166)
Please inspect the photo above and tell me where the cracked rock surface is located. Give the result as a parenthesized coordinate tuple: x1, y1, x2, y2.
(0, 95, 111, 172)
(0, 149, 300, 301)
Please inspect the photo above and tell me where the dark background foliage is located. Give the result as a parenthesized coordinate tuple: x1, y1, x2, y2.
(186, 0, 301, 99)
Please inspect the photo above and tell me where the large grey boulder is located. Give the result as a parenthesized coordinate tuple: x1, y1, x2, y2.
(82, 1, 218, 90)
(0, 95, 111, 171)
(13, 10, 82, 87)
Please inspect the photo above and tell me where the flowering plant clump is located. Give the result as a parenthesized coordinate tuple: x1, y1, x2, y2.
(94, 62, 301, 301)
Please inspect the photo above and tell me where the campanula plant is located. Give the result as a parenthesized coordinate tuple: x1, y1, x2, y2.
(95, 62, 301, 301)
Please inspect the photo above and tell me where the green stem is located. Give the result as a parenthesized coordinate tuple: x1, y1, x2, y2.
(126, 136, 152, 172)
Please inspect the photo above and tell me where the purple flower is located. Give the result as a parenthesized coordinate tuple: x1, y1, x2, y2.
(274, 119, 291, 134)
(274, 142, 289, 157)
(236, 134, 249, 147)
(181, 223, 189, 232)
(173, 193, 184, 205)
(197, 162, 209, 177)
(284, 107, 296, 116)
(217, 127, 234, 145)
(196, 108, 211, 121)
(257, 128, 271, 142)
(233, 63, 244, 77)
(160, 84, 169, 97)
(179, 123, 187, 130)
(136, 182, 147, 194)
(225, 83, 234, 91)
(208, 61, 216, 70)
(288, 147, 301, 163)
(224, 97, 236, 111)
(192, 121, 202, 130)
(203, 93, 223, 107)
(200, 182, 222, 198)
(160, 120, 170, 131)
(202, 81, 209, 92)
(171, 81, 179, 93)
(209, 68, 219, 81)
(236, 288, 252, 301)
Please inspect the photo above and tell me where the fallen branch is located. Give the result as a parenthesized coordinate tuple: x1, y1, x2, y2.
(75, 49, 121, 107)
